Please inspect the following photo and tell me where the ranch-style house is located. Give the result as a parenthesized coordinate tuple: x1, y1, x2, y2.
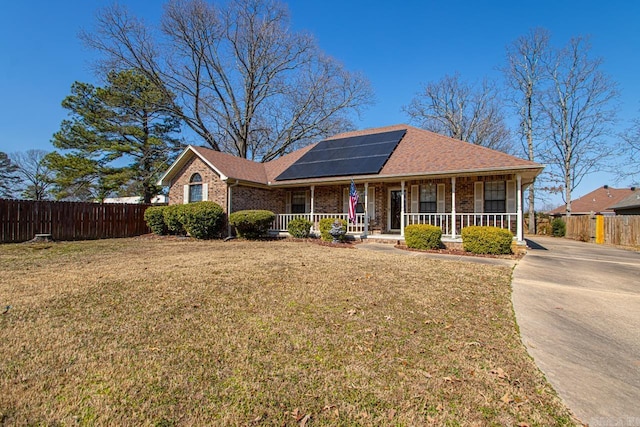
(158, 124, 544, 244)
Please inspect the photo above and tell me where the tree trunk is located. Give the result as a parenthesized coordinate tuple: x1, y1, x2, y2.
(528, 183, 536, 234)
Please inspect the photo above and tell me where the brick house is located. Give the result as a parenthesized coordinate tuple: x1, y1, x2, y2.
(158, 124, 543, 243)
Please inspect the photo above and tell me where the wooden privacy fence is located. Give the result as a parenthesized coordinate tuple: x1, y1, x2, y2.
(565, 215, 640, 247)
(0, 199, 152, 243)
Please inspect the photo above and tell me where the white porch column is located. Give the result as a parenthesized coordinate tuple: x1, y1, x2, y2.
(363, 182, 369, 237)
(310, 185, 315, 232)
(451, 177, 456, 238)
(516, 174, 523, 242)
(400, 180, 405, 237)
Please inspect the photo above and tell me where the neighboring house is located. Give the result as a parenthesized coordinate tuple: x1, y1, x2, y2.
(548, 186, 637, 217)
(610, 188, 640, 215)
(158, 124, 544, 243)
(103, 195, 168, 204)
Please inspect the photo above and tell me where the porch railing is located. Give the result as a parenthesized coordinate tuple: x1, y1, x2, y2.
(272, 213, 366, 235)
(404, 213, 517, 236)
(272, 212, 517, 237)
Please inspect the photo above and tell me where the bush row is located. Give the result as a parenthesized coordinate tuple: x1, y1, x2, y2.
(403, 224, 514, 255)
(144, 202, 225, 239)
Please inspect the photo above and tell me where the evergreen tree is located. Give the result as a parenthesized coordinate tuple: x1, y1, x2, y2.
(49, 70, 182, 202)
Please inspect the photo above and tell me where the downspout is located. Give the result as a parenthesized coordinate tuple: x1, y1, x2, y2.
(227, 180, 239, 239)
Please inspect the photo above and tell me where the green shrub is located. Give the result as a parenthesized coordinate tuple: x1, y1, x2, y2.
(318, 218, 347, 242)
(287, 217, 313, 238)
(551, 217, 566, 237)
(228, 210, 276, 239)
(181, 201, 225, 239)
(404, 224, 443, 250)
(461, 226, 513, 255)
(163, 204, 186, 235)
(144, 206, 167, 235)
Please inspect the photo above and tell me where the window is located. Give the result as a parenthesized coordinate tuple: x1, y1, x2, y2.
(484, 181, 506, 213)
(189, 173, 203, 203)
(420, 185, 437, 213)
(291, 191, 307, 213)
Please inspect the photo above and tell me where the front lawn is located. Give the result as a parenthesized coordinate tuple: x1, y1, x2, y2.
(0, 238, 576, 426)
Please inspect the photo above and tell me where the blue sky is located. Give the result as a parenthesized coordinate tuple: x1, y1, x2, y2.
(1, 1, 639, 206)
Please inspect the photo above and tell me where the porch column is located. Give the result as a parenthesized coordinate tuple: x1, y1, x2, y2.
(400, 180, 405, 237)
(310, 185, 315, 232)
(363, 182, 369, 237)
(451, 177, 456, 238)
(516, 174, 523, 242)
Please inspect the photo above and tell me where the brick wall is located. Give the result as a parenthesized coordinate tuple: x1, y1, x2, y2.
(168, 156, 227, 208)
(232, 186, 284, 213)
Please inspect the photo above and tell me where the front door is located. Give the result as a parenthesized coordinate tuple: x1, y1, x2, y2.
(389, 189, 402, 231)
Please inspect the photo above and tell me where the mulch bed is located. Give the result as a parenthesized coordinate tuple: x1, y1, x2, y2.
(395, 244, 524, 260)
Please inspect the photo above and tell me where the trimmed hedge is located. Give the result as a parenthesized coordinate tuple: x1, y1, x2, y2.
(287, 217, 312, 238)
(181, 202, 225, 239)
(144, 206, 168, 235)
(163, 204, 186, 235)
(229, 210, 276, 239)
(404, 224, 443, 250)
(462, 226, 513, 255)
(551, 217, 566, 237)
(318, 218, 347, 242)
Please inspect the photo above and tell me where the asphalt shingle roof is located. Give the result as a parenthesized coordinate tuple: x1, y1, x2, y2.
(161, 124, 543, 186)
(548, 186, 637, 215)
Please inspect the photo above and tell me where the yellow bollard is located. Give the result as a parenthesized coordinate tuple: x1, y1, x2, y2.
(595, 215, 604, 244)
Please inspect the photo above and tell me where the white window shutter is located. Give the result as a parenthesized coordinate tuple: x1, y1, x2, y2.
(343, 188, 349, 213)
(367, 187, 375, 220)
(285, 192, 292, 214)
(305, 190, 310, 213)
(411, 185, 419, 213)
(202, 183, 208, 202)
(437, 183, 446, 213)
(183, 185, 189, 204)
(506, 180, 516, 213)
(474, 182, 484, 213)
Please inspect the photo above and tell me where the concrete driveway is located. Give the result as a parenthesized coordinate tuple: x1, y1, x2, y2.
(512, 236, 640, 426)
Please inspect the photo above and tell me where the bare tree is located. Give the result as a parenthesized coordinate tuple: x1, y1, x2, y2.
(620, 115, 640, 184)
(0, 152, 19, 198)
(541, 36, 619, 216)
(11, 150, 54, 200)
(82, 0, 372, 161)
(503, 28, 550, 233)
(403, 73, 512, 153)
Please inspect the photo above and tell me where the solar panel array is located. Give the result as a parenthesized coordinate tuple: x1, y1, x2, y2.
(275, 129, 406, 181)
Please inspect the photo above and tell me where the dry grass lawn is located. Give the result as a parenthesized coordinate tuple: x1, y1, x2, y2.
(0, 237, 577, 426)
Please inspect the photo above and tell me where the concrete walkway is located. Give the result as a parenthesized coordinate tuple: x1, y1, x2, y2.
(512, 236, 640, 426)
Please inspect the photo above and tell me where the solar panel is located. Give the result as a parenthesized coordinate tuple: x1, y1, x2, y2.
(275, 129, 406, 181)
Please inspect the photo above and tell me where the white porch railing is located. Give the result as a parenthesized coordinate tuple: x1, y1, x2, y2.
(404, 212, 517, 237)
(405, 213, 451, 235)
(272, 213, 366, 235)
(456, 213, 517, 233)
(273, 212, 516, 237)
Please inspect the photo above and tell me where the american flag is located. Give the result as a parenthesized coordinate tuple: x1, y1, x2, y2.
(348, 180, 359, 224)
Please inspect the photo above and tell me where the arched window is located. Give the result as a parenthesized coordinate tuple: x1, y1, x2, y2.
(189, 173, 203, 202)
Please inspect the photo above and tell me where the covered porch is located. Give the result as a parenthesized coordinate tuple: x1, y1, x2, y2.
(269, 174, 526, 242)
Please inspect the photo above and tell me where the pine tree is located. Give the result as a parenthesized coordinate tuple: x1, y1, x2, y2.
(49, 70, 183, 202)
